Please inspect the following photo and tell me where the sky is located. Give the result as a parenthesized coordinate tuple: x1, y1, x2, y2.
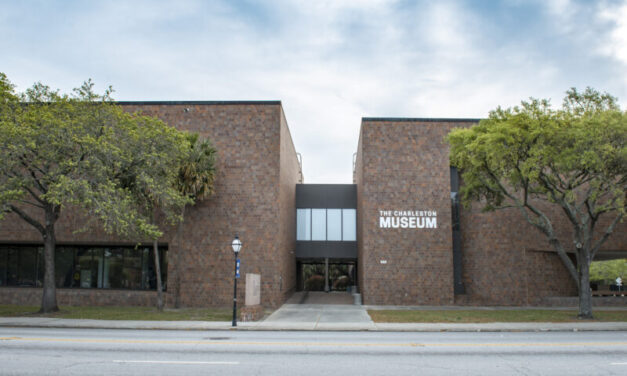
(1, 0, 626, 183)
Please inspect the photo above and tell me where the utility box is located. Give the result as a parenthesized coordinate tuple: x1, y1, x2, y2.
(241, 273, 263, 322)
(245, 273, 261, 306)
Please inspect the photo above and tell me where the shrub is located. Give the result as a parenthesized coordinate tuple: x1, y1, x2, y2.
(304, 274, 325, 291)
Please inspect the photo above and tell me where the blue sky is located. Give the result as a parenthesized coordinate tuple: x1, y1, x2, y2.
(2, 0, 626, 183)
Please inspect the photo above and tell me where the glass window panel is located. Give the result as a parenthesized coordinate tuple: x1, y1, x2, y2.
(17, 247, 37, 286)
(0, 245, 168, 291)
(95, 249, 104, 288)
(161, 249, 168, 291)
(103, 248, 124, 289)
(54, 247, 74, 288)
(296, 209, 311, 241)
(76, 248, 97, 288)
(0, 247, 7, 286)
(7, 247, 17, 286)
(123, 248, 142, 289)
(311, 209, 326, 241)
(143, 247, 168, 291)
(327, 209, 342, 241)
(141, 247, 151, 289)
(36, 247, 44, 287)
(342, 209, 356, 241)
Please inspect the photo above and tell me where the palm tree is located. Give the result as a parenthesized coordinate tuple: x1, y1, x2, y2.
(172, 134, 216, 307)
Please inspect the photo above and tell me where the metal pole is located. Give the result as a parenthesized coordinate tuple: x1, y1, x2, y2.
(232, 253, 238, 327)
(324, 257, 329, 292)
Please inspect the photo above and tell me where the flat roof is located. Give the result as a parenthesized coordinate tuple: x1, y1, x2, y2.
(116, 100, 281, 106)
(362, 117, 481, 123)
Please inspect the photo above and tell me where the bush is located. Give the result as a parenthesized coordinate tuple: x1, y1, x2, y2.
(333, 275, 350, 291)
(304, 275, 325, 291)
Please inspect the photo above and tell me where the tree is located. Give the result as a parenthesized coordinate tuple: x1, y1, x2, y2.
(173, 133, 216, 307)
(111, 113, 195, 311)
(117, 126, 216, 311)
(0, 73, 190, 313)
(590, 259, 627, 285)
(447, 88, 626, 319)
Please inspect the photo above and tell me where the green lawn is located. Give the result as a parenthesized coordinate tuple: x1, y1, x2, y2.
(0, 305, 234, 321)
(367, 309, 627, 323)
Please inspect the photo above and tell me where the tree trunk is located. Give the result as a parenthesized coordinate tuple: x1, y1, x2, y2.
(153, 239, 164, 311)
(578, 253, 593, 319)
(174, 206, 186, 308)
(41, 208, 58, 313)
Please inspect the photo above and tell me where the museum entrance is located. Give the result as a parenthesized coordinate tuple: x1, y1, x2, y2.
(296, 259, 357, 293)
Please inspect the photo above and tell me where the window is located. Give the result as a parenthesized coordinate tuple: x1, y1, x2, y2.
(55, 247, 75, 288)
(327, 209, 342, 241)
(0, 245, 167, 291)
(296, 209, 311, 241)
(296, 208, 357, 241)
(342, 209, 356, 241)
(6, 247, 17, 285)
(103, 248, 124, 289)
(16, 247, 37, 287)
(311, 209, 327, 241)
(123, 248, 143, 290)
(0, 247, 7, 286)
(77, 248, 97, 288)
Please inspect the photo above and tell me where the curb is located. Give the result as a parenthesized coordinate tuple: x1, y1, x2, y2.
(2, 318, 627, 332)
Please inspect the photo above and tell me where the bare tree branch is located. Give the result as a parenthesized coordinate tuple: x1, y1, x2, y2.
(7, 204, 44, 235)
(591, 213, 624, 259)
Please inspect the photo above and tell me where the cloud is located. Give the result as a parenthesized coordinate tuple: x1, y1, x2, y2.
(1, 0, 625, 183)
(597, 1, 627, 73)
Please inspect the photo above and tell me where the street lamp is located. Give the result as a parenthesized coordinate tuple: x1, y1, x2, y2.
(231, 235, 242, 327)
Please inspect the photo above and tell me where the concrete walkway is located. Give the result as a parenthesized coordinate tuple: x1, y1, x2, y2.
(286, 291, 354, 305)
(259, 303, 375, 330)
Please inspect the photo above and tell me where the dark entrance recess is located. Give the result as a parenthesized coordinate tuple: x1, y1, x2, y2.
(296, 260, 357, 292)
(295, 184, 358, 293)
(450, 167, 465, 294)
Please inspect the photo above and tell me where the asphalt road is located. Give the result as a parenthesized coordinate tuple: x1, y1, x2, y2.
(1, 328, 627, 375)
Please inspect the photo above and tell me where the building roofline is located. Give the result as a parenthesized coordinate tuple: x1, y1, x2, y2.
(362, 117, 482, 123)
(116, 100, 282, 106)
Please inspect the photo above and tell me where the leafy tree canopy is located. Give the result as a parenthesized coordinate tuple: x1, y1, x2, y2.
(447, 87, 626, 318)
(0, 73, 192, 238)
(590, 259, 627, 284)
(0, 72, 202, 312)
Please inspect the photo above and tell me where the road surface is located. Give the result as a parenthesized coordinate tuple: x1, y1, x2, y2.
(1, 327, 627, 375)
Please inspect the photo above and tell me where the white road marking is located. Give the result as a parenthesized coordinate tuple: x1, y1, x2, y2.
(113, 360, 238, 365)
(611, 362, 627, 365)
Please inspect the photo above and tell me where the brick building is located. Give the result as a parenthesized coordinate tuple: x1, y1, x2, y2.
(0, 103, 625, 308)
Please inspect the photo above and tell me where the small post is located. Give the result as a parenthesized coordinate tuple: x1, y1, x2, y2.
(324, 257, 329, 292)
(232, 252, 238, 326)
(231, 235, 242, 327)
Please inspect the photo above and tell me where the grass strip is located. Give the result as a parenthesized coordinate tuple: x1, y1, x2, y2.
(0, 305, 234, 321)
(367, 309, 627, 323)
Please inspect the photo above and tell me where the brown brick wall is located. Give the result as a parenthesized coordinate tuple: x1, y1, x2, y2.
(0, 287, 161, 306)
(355, 120, 460, 305)
(355, 118, 625, 306)
(277, 107, 302, 304)
(455, 204, 580, 306)
(354, 128, 365, 297)
(0, 102, 302, 309)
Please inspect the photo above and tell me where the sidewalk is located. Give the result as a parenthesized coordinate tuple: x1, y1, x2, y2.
(2, 314, 627, 332)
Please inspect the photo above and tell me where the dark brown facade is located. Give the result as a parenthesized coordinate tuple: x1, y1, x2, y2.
(354, 118, 626, 306)
(0, 101, 303, 308)
(1, 108, 625, 309)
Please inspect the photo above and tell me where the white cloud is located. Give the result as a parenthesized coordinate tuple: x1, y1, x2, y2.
(1, 0, 625, 182)
(598, 1, 627, 69)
